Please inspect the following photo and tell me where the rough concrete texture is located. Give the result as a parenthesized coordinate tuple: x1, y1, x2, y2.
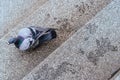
(0, 0, 48, 38)
(1, 0, 112, 40)
(22, 0, 120, 80)
(0, 0, 112, 80)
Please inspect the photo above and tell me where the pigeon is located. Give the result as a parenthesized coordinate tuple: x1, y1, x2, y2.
(8, 26, 57, 51)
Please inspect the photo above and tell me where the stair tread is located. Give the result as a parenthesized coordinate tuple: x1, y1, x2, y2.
(0, 0, 48, 38)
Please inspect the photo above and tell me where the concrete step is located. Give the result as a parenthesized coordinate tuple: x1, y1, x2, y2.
(0, 0, 48, 38)
(0, 0, 112, 80)
(0, 0, 112, 40)
(22, 0, 120, 80)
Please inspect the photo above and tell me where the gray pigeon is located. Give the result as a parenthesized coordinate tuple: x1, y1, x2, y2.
(8, 26, 57, 51)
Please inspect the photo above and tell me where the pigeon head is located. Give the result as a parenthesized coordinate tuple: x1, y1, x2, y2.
(8, 36, 24, 48)
(8, 37, 17, 44)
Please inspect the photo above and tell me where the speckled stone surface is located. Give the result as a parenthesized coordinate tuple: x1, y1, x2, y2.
(22, 0, 120, 80)
(0, 0, 48, 38)
(0, 0, 112, 80)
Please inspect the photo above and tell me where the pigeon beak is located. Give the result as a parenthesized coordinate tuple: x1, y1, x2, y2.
(8, 42, 10, 45)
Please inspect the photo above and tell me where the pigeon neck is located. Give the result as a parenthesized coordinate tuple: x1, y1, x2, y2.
(14, 36, 24, 48)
